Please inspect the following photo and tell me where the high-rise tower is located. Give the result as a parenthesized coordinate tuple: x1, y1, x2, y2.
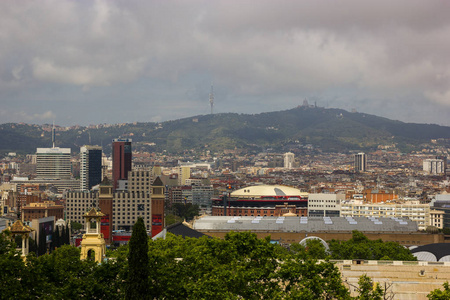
(151, 177, 165, 236)
(354, 153, 367, 172)
(98, 177, 113, 245)
(36, 147, 72, 179)
(80, 145, 102, 191)
(112, 138, 132, 190)
(209, 84, 214, 114)
(284, 152, 295, 169)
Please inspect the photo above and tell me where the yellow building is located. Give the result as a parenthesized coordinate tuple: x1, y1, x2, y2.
(80, 208, 106, 263)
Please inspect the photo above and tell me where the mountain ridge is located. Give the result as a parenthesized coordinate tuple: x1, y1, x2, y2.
(1, 106, 449, 155)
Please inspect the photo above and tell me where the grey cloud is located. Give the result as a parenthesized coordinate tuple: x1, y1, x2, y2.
(0, 0, 449, 125)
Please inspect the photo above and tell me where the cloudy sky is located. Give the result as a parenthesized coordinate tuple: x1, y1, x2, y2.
(1, 0, 450, 126)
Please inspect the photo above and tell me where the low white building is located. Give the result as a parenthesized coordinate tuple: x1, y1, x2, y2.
(308, 193, 345, 217)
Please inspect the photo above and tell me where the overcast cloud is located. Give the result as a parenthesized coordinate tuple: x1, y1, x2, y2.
(1, 0, 449, 126)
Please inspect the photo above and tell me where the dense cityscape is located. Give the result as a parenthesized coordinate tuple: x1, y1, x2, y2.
(1, 120, 450, 298)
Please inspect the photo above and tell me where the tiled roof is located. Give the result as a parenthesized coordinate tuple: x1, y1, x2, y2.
(84, 207, 105, 217)
(7, 220, 34, 233)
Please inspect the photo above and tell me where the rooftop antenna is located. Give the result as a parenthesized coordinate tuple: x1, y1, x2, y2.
(52, 121, 56, 148)
(209, 84, 214, 114)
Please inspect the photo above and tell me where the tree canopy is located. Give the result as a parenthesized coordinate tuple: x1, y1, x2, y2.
(172, 203, 200, 221)
(328, 230, 417, 261)
(0, 228, 424, 299)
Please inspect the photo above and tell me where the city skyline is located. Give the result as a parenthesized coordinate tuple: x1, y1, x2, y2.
(1, 1, 450, 126)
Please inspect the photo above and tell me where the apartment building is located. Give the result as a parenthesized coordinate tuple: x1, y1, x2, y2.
(66, 169, 154, 230)
(308, 193, 345, 217)
(340, 202, 430, 230)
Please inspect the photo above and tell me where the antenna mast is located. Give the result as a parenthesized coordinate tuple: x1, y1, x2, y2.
(52, 121, 56, 148)
(209, 84, 214, 114)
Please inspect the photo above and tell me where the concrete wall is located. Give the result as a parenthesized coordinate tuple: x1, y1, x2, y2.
(334, 260, 450, 300)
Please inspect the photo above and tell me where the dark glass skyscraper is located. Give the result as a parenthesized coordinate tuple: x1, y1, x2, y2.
(354, 152, 367, 172)
(80, 145, 102, 191)
(112, 138, 132, 190)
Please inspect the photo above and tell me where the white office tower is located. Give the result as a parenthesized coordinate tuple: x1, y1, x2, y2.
(284, 152, 295, 169)
(354, 153, 367, 172)
(36, 147, 71, 179)
(423, 159, 445, 175)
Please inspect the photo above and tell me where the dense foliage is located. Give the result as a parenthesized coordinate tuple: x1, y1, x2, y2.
(427, 282, 450, 300)
(329, 230, 417, 261)
(144, 231, 350, 299)
(0, 229, 422, 299)
(171, 203, 200, 221)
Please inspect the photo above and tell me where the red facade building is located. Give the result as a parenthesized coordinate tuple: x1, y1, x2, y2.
(212, 185, 308, 217)
(112, 138, 132, 190)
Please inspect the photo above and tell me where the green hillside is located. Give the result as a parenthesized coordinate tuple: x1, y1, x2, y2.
(1, 107, 449, 155)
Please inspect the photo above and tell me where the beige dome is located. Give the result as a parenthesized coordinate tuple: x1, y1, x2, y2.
(231, 185, 308, 199)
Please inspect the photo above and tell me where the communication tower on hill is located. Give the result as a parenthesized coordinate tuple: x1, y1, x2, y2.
(52, 122, 56, 148)
(209, 84, 214, 114)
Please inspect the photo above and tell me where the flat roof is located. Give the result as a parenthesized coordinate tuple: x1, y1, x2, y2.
(193, 216, 418, 233)
(36, 147, 71, 154)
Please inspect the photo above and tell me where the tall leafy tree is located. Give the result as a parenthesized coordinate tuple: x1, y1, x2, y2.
(52, 226, 60, 251)
(126, 217, 150, 299)
(0, 231, 27, 299)
(70, 221, 83, 231)
(29, 237, 38, 255)
(172, 203, 200, 221)
(356, 275, 383, 300)
(38, 226, 47, 256)
(65, 225, 71, 245)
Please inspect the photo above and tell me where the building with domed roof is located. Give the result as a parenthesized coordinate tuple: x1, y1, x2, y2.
(212, 184, 308, 217)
